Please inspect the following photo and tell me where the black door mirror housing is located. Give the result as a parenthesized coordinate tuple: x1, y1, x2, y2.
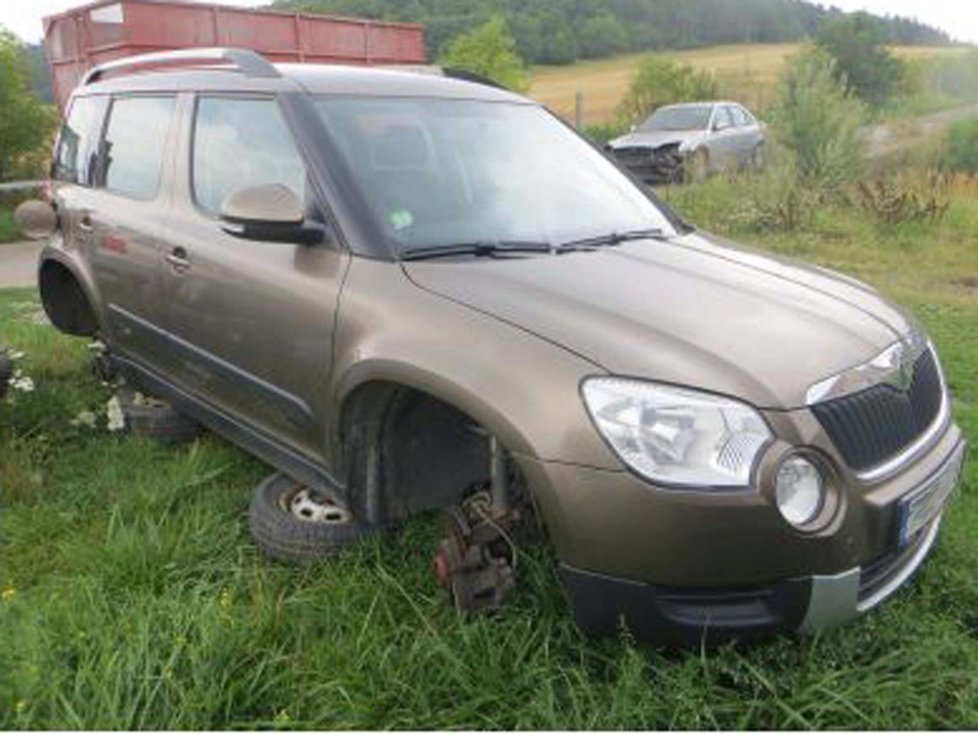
(219, 183, 324, 244)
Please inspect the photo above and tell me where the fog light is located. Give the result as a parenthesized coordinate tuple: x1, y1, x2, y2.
(776, 456, 824, 527)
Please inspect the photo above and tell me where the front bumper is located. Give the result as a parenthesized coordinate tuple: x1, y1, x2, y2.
(561, 514, 941, 647)
(516, 421, 965, 646)
(608, 146, 684, 183)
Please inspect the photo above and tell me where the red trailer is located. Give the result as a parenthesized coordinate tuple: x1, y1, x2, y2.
(43, 0, 427, 111)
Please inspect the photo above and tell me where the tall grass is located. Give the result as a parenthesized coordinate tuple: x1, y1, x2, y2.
(2, 163, 978, 727)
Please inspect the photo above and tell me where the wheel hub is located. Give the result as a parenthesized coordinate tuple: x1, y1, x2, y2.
(285, 487, 352, 524)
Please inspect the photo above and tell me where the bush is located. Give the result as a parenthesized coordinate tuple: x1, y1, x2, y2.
(616, 56, 719, 126)
(438, 16, 529, 93)
(945, 118, 978, 174)
(768, 47, 866, 196)
(582, 120, 629, 146)
(854, 171, 950, 225)
(815, 12, 906, 109)
(0, 30, 57, 183)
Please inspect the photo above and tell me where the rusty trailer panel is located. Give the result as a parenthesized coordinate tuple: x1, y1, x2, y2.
(43, 0, 427, 110)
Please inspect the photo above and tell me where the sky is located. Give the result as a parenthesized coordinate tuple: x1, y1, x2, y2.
(1, 0, 977, 44)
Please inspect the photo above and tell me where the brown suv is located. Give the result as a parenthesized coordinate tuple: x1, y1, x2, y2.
(21, 48, 966, 646)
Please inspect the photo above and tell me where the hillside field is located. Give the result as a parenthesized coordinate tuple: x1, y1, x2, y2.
(529, 43, 969, 124)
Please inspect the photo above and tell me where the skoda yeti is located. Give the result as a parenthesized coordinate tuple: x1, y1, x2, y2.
(22, 48, 966, 646)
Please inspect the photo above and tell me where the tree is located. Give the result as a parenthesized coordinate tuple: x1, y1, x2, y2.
(769, 46, 865, 193)
(616, 56, 719, 124)
(578, 14, 628, 59)
(816, 12, 905, 108)
(438, 16, 529, 93)
(0, 28, 57, 182)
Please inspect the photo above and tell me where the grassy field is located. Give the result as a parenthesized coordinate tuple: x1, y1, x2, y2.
(529, 43, 970, 124)
(1, 178, 977, 728)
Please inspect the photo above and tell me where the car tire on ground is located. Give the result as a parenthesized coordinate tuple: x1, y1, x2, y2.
(249, 472, 371, 563)
(116, 388, 202, 443)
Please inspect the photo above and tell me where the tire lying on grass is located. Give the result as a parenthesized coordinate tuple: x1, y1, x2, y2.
(249, 472, 371, 563)
(115, 388, 202, 443)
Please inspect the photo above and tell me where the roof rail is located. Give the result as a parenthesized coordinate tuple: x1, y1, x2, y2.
(82, 47, 280, 86)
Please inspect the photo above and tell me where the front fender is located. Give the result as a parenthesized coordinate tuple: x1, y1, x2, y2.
(329, 258, 619, 470)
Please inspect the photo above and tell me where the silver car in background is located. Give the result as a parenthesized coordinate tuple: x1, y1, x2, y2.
(607, 101, 766, 183)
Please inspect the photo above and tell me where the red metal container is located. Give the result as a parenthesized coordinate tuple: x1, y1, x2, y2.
(43, 0, 427, 110)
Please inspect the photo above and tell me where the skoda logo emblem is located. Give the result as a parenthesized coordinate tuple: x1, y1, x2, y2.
(886, 342, 915, 392)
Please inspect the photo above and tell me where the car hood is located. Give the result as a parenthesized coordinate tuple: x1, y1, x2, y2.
(609, 129, 705, 150)
(403, 232, 914, 409)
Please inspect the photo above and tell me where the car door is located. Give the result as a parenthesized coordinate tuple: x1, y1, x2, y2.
(81, 94, 178, 363)
(158, 93, 350, 461)
(706, 105, 739, 171)
(730, 105, 763, 165)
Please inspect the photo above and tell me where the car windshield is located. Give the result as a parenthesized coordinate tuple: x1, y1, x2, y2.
(314, 96, 677, 253)
(639, 106, 713, 131)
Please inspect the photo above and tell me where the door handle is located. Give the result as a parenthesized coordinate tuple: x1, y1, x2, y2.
(165, 247, 191, 273)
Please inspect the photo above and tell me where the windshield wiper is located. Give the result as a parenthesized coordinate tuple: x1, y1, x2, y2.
(400, 240, 554, 261)
(557, 228, 670, 251)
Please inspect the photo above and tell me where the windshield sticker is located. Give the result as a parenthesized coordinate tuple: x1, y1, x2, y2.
(390, 209, 414, 230)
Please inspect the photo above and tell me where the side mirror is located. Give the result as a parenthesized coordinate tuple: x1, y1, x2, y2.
(13, 199, 57, 240)
(219, 183, 324, 244)
(712, 119, 728, 132)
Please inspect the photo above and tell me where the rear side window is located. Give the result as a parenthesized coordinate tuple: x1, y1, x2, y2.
(52, 96, 107, 185)
(192, 97, 307, 215)
(100, 96, 175, 200)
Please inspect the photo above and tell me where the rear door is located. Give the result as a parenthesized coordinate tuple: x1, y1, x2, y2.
(157, 93, 349, 461)
(85, 95, 178, 363)
(729, 105, 763, 165)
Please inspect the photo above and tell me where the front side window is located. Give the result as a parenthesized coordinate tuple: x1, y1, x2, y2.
(316, 97, 677, 253)
(731, 106, 751, 127)
(714, 107, 735, 130)
(100, 96, 175, 199)
(192, 97, 307, 215)
(52, 95, 107, 185)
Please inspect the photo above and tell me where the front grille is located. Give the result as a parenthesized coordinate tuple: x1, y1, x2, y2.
(609, 145, 681, 181)
(811, 348, 943, 472)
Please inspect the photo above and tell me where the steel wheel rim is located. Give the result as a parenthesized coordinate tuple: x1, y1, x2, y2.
(283, 486, 352, 525)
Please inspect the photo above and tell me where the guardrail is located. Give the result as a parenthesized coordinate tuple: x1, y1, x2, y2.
(0, 181, 45, 193)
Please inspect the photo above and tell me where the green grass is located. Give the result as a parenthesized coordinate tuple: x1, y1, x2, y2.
(1, 182, 977, 728)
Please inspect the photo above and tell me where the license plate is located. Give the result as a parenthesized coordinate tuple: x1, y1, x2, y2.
(899, 444, 966, 546)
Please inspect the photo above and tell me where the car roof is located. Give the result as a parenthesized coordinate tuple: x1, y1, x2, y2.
(78, 61, 529, 104)
(656, 101, 744, 110)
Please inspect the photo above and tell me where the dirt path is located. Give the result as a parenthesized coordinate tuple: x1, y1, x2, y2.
(863, 102, 978, 159)
(0, 241, 41, 289)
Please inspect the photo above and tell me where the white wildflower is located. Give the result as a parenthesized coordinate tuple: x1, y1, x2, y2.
(70, 410, 98, 429)
(106, 396, 126, 432)
(9, 370, 34, 393)
(8, 350, 24, 361)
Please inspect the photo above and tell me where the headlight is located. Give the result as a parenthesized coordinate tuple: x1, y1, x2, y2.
(581, 378, 772, 488)
(775, 456, 825, 526)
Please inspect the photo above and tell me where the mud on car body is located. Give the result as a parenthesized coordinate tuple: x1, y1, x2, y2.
(20, 48, 966, 646)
